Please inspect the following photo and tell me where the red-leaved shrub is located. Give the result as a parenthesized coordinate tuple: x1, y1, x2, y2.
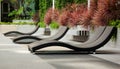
(92, 0, 120, 26)
(52, 9, 60, 22)
(58, 10, 72, 26)
(44, 8, 60, 26)
(44, 8, 53, 25)
(80, 0, 97, 27)
(59, 3, 87, 27)
(70, 4, 87, 27)
(32, 11, 40, 24)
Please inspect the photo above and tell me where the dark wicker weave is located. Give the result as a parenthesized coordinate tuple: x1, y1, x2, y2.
(13, 26, 69, 44)
(4, 22, 40, 37)
(28, 26, 116, 53)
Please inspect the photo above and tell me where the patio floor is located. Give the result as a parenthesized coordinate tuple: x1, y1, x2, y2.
(0, 26, 120, 69)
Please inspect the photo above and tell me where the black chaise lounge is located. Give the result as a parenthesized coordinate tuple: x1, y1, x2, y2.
(4, 23, 40, 37)
(13, 26, 69, 44)
(28, 26, 117, 53)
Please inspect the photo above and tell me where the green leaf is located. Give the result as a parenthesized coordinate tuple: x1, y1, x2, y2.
(109, 20, 120, 28)
(16, 7, 23, 15)
(8, 10, 17, 16)
(0, 0, 3, 2)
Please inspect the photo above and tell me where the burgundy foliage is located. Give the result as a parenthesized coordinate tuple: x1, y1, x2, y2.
(52, 9, 60, 22)
(70, 4, 87, 27)
(58, 10, 72, 26)
(58, 3, 87, 27)
(44, 8, 60, 26)
(44, 0, 120, 27)
(80, 0, 97, 27)
(32, 11, 40, 24)
(92, 0, 120, 26)
(44, 8, 53, 25)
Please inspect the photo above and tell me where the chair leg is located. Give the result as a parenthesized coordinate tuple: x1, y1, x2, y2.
(93, 50, 96, 54)
(93, 52, 96, 54)
(28, 47, 34, 53)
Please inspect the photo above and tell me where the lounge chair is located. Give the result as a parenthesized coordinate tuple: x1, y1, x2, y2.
(4, 25, 40, 37)
(28, 26, 116, 53)
(4, 23, 40, 37)
(13, 26, 69, 44)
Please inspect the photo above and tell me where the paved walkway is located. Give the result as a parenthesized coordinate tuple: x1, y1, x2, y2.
(0, 26, 120, 69)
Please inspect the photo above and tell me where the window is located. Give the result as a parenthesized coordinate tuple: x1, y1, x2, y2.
(2, 3, 9, 13)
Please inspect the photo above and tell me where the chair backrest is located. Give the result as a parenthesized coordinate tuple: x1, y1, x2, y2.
(46, 26, 69, 40)
(24, 25, 40, 35)
(82, 26, 106, 44)
(90, 26, 115, 49)
(79, 26, 115, 48)
(4, 22, 40, 36)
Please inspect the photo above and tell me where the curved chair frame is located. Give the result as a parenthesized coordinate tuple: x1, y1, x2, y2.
(13, 26, 69, 44)
(4, 22, 40, 37)
(28, 26, 116, 53)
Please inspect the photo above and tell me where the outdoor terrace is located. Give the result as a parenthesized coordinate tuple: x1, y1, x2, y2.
(0, 25, 120, 69)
